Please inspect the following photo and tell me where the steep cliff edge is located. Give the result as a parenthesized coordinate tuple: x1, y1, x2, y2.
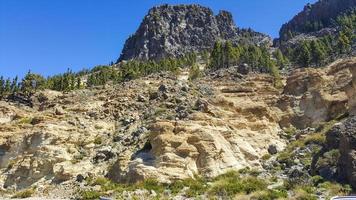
(118, 4, 270, 61)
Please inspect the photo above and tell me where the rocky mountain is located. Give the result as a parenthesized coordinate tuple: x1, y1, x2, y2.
(277, 0, 356, 68)
(0, 57, 355, 199)
(279, 0, 356, 41)
(118, 4, 271, 61)
(1, 1, 356, 200)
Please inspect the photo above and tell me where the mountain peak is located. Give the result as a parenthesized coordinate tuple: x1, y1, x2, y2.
(118, 4, 269, 62)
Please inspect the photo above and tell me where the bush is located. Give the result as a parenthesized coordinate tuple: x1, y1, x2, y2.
(316, 149, 340, 169)
(320, 181, 352, 197)
(188, 64, 201, 81)
(209, 171, 267, 197)
(261, 154, 272, 161)
(137, 178, 165, 194)
(293, 188, 317, 200)
(304, 133, 325, 145)
(277, 152, 294, 167)
(93, 137, 102, 145)
(311, 176, 324, 186)
(284, 126, 297, 139)
(238, 168, 261, 176)
(17, 117, 33, 124)
(168, 178, 207, 196)
(183, 177, 208, 197)
(12, 189, 35, 198)
(78, 190, 101, 200)
(251, 189, 288, 200)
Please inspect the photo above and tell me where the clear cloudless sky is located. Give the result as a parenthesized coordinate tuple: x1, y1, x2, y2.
(0, 0, 317, 78)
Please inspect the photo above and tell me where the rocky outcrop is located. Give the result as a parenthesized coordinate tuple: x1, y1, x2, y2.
(306, 59, 356, 188)
(312, 116, 356, 188)
(118, 4, 270, 61)
(279, 59, 354, 129)
(109, 73, 286, 183)
(279, 0, 356, 41)
(345, 65, 356, 115)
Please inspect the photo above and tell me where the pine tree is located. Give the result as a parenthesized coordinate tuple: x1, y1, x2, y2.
(4, 79, 11, 95)
(297, 42, 312, 67)
(210, 41, 223, 69)
(224, 41, 234, 68)
(273, 49, 288, 69)
(21, 71, 46, 96)
(338, 31, 351, 54)
(76, 77, 81, 89)
(11, 76, 19, 93)
(0, 76, 4, 98)
(310, 40, 326, 66)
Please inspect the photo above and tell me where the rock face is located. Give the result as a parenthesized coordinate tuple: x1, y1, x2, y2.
(279, 0, 356, 41)
(109, 73, 286, 183)
(310, 59, 356, 188)
(279, 59, 354, 129)
(313, 116, 356, 188)
(345, 65, 356, 115)
(118, 4, 270, 61)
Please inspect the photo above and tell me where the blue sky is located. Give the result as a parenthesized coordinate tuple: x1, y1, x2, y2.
(0, 0, 317, 78)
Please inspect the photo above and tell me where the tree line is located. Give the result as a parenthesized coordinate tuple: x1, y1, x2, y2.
(0, 54, 198, 99)
(209, 41, 286, 87)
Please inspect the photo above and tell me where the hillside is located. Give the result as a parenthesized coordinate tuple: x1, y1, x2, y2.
(0, 1, 356, 200)
(277, 0, 356, 68)
(279, 0, 356, 41)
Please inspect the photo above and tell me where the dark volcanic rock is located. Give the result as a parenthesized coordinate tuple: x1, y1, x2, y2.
(313, 116, 356, 188)
(279, 0, 356, 41)
(118, 4, 270, 61)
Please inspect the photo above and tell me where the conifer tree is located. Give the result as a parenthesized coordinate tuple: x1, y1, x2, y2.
(210, 41, 223, 69)
(11, 76, 19, 93)
(0, 76, 4, 98)
(297, 42, 312, 67)
(338, 31, 351, 54)
(310, 40, 326, 66)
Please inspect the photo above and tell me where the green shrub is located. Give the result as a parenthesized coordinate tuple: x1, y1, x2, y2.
(17, 117, 33, 124)
(304, 133, 325, 145)
(277, 152, 294, 167)
(209, 172, 267, 197)
(284, 126, 297, 139)
(168, 180, 186, 195)
(316, 149, 340, 168)
(237, 168, 261, 176)
(293, 188, 317, 200)
(183, 177, 208, 197)
(78, 190, 101, 200)
(140, 178, 165, 194)
(188, 64, 201, 81)
(311, 176, 324, 186)
(93, 137, 102, 145)
(320, 181, 352, 197)
(12, 189, 35, 198)
(89, 177, 129, 193)
(261, 154, 272, 161)
(251, 189, 288, 200)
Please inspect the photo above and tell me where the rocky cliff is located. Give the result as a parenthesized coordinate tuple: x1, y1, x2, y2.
(118, 4, 270, 61)
(279, 0, 356, 41)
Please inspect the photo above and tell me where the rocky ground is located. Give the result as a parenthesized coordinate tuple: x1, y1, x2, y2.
(0, 58, 355, 199)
